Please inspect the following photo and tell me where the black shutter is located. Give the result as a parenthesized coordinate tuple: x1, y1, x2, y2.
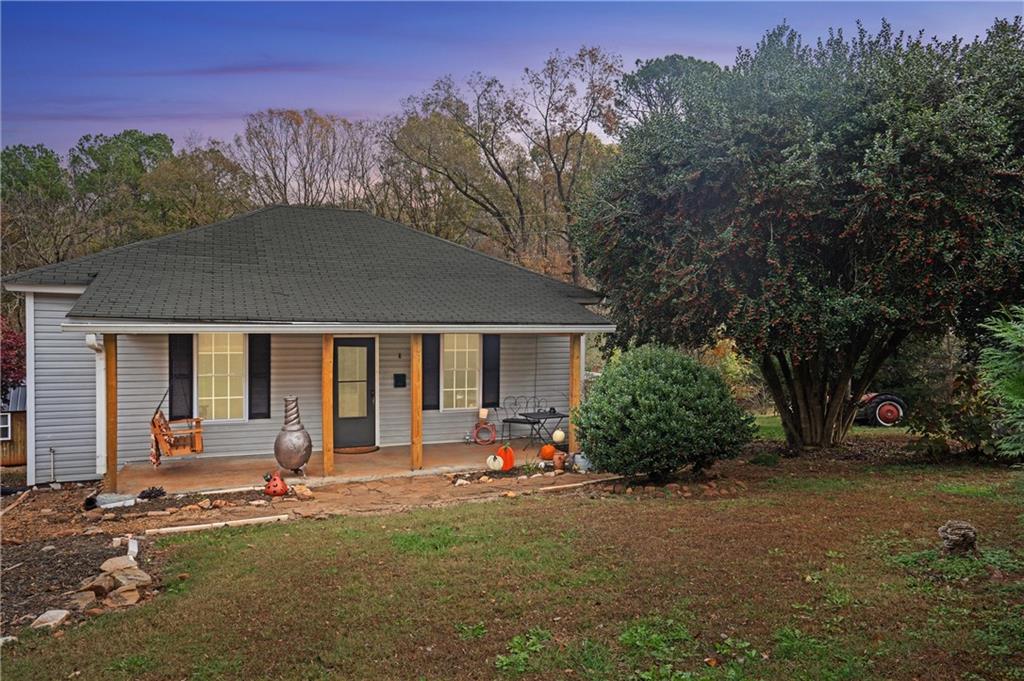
(248, 334, 271, 419)
(482, 334, 500, 408)
(422, 334, 440, 411)
(168, 335, 193, 419)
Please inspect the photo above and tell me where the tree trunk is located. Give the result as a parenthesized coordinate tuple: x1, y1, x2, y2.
(759, 331, 906, 450)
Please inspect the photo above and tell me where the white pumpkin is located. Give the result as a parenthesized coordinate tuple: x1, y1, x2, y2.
(552, 429, 566, 444)
(486, 454, 504, 471)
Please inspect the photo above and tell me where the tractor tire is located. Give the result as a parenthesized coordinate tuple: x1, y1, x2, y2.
(870, 394, 907, 427)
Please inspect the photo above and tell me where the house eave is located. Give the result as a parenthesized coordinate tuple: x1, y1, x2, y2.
(3, 283, 89, 295)
(60, 319, 616, 335)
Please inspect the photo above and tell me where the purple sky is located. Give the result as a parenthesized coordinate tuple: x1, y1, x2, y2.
(2, 2, 1017, 151)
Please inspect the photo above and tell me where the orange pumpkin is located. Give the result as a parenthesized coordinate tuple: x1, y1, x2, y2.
(539, 443, 557, 461)
(496, 444, 515, 472)
(263, 470, 289, 497)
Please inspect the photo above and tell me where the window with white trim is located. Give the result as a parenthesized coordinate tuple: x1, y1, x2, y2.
(442, 333, 480, 410)
(196, 333, 245, 420)
(0, 413, 10, 441)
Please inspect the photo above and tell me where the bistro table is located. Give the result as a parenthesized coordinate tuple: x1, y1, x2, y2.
(518, 410, 569, 444)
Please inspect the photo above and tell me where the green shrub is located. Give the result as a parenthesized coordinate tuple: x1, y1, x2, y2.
(575, 345, 755, 478)
(980, 306, 1024, 461)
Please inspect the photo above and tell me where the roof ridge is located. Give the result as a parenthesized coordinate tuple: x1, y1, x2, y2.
(347, 209, 602, 300)
(2, 205, 280, 284)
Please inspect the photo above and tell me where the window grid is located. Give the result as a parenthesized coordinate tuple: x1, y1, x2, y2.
(196, 333, 245, 421)
(0, 413, 10, 441)
(442, 333, 480, 410)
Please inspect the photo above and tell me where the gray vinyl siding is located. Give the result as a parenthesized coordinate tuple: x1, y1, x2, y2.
(33, 294, 97, 482)
(116, 334, 322, 463)
(377, 334, 572, 446)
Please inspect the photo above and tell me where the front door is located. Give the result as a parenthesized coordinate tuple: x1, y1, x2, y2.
(333, 338, 376, 448)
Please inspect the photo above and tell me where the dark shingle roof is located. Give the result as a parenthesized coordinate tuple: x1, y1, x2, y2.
(4, 206, 609, 326)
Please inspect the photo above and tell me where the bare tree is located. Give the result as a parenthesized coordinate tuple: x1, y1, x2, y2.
(516, 46, 621, 281)
(230, 109, 346, 206)
(383, 47, 620, 282)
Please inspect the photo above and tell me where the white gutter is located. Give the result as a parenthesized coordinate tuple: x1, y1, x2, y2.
(84, 334, 107, 476)
(61, 321, 616, 335)
(3, 284, 88, 295)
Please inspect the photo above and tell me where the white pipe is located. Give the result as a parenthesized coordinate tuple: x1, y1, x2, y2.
(84, 333, 103, 353)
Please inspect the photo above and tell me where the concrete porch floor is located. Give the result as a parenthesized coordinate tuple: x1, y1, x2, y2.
(116, 439, 537, 496)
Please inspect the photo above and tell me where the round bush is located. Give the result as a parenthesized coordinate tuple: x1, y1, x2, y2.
(576, 345, 755, 478)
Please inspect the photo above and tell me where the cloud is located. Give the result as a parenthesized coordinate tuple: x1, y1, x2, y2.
(107, 60, 339, 78)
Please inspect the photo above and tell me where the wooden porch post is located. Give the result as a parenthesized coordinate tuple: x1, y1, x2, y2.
(321, 334, 334, 476)
(568, 333, 582, 453)
(103, 334, 118, 491)
(410, 334, 423, 469)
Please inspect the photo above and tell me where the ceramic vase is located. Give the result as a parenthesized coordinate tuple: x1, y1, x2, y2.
(274, 395, 313, 472)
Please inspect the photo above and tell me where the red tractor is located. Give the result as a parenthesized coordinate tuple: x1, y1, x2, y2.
(854, 393, 908, 427)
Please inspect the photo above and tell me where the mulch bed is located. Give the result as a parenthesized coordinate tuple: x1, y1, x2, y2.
(1, 534, 123, 633)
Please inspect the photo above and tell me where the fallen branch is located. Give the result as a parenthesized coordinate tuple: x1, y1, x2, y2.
(144, 514, 289, 536)
(0, 489, 31, 519)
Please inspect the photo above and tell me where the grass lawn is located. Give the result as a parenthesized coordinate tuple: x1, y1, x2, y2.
(4, 447, 1022, 680)
(754, 414, 908, 442)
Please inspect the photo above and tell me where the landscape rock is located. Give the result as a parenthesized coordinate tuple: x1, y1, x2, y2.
(454, 478, 471, 487)
(146, 510, 171, 517)
(67, 591, 97, 610)
(79, 573, 116, 596)
(0, 636, 17, 646)
(99, 555, 136, 573)
(30, 610, 70, 629)
(196, 498, 213, 510)
(501, 491, 518, 498)
(110, 567, 152, 589)
(292, 484, 315, 501)
(83, 509, 104, 521)
(248, 500, 269, 507)
(103, 586, 140, 608)
(180, 504, 202, 512)
(101, 513, 116, 521)
(41, 545, 56, 552)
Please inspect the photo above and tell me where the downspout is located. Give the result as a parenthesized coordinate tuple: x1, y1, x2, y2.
(85, 334, 107, 477)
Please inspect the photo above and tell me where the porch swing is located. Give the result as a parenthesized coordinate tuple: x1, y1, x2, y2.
(149, 389, 204, 467)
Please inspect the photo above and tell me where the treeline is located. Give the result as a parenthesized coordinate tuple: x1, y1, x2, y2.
(1, 46, 621, 320)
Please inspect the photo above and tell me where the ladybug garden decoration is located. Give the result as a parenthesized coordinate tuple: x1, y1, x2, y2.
(263, 470, 289, 497)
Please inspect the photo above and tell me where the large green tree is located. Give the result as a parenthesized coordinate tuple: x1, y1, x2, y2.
(577, 20, 1024, 449)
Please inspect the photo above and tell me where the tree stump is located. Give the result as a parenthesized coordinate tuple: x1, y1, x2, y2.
(938, 520, 978, 556)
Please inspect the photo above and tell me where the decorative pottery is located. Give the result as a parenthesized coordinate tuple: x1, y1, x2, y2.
(552, 451, 567, 471)
(263, 470, 289, 497)
(274, 395, 313, 472)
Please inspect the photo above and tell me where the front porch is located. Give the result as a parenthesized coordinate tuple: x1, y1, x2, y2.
(103, 332, 585, 493)
(117, 439, 535, 496)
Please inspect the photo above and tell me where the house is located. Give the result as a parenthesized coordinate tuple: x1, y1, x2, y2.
(2, 206, 613, 490)
(1, 385, 27, 467)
